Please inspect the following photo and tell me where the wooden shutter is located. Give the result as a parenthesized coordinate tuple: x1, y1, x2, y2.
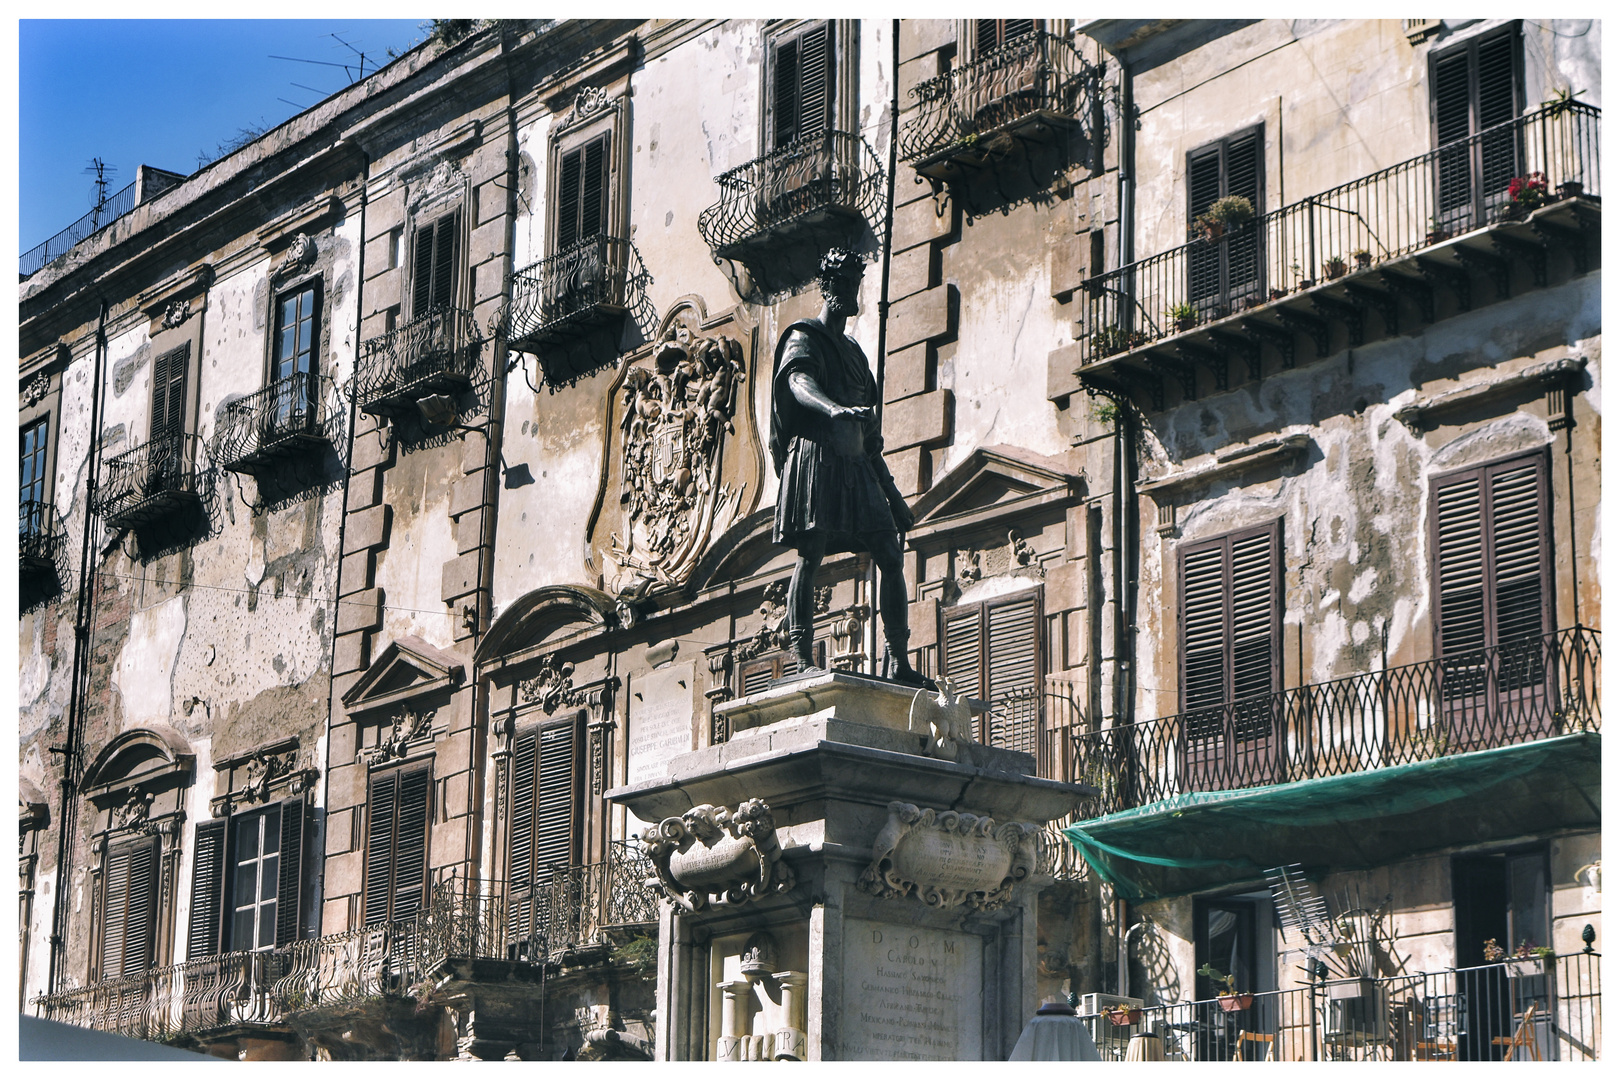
(507, 727, 539, 943)
(941, 605, 984, 698)
(187, 819, 228, 959)
(556, 137, 609, 253)
(1179, 523, 1281, 714)
(1433, 453, 1550, 657)
(275, 798, 306, 946)
(411, 214, 460, 315)
(534, 719, 581, 873)
(773, 22, 835, 149)
(1432, 25, 1522, 221)
(363, 764, 432, 926)
(101, 834, 160, 977)
(976, 20, 1037, 54)
(940, 590, 1043, 752)
(150, 343, 190, 442)
(739, 656, 783, 696)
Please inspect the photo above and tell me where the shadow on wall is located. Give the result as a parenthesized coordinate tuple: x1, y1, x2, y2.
(1134, 920, 1183, 1006)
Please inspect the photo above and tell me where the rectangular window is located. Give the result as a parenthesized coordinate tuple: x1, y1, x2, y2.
(1432, 24, 1522, 227)
(939, 589, 1043, 758)
(1187, 125, 1264, 316)
(21, 416, 49, 533)
(769, 21, 836, 150)
(1430, 451, 1553, 748)
(100, 834, 160, 979)
(411, 212, 460, 316)
(187, 800, 306, 958)
(150, 342, 191, 442)
(555, 135, 609, 253)
(507, 716, 582, 948)
(274, 283, 320, 381)
(364, 765, 432, 926)
(1178, 522, 1282, 791)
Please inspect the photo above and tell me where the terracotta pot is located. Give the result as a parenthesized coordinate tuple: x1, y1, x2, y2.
(1175, 317, 1196, 333)
(1107, 1008, 1144, 1026)
(1426, 230, 1449, 246)
(1323, 260, 1347, 280)
(1558, 180, 1584, 200)
(1354, 253, 1372, 270)
(1269, 288, 1288, 301)
(1217, 993, 1254, 1012)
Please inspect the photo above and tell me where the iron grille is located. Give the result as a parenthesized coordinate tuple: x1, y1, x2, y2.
(1078, 101, 1599, 364)
(94, 431, 203, 531)
(20, 499, 62, 576)
(354, 306, 482, 418)
(214, 372, 331, 475)
(1072, 627, 1600, 815)
(899, 30, 1098, 174)
(508, 235, 647, 357)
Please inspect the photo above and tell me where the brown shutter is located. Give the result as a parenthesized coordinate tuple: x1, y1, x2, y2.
(739, 656, 782, 696)
(507, 728, 539, 942)
(412, 214, 459, 315)
(1179, 523, 1280, 716)
(1433, 453, 1550, 658)
(557, 148, 582, 251)
(392, 766, 432, 921)
(102, 834, 160, 977)
(1180, 544, 1229, 716)
(940, 604, 984, 700)
(187, 819, 228, 959)
(581, 137, 607, 241)
(772, 34, 801, 149)
(412, 219, 437, 314)
(275, 798, 306, 946)
(797, 22, 833, 145)
(150, 343, 189, 442)
(533, 718, 581, 874)
(985, 592, 1042, 755)
(1434, 469, 1490, 657)
(363, 770, 398, 926)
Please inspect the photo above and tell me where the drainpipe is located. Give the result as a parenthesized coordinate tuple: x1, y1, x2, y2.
(1119, 915, 1151, 998)
(1116, 54, 1135, 270)
(318, 142, 369, 939)
(868, 17, 901, 677)
(49, 299, 110, 994)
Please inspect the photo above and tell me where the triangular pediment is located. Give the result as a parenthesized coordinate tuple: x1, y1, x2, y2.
(343, 635, 466, 715)
(908, 445, 1084, 543)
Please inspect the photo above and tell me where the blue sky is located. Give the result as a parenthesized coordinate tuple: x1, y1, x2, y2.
(20, 19, 428, 254)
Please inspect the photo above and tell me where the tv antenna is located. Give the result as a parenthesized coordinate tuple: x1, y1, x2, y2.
(270, 31, 379, 98)
(85, 158, 117, 229)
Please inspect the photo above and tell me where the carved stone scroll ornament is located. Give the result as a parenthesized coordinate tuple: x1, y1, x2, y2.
(23, 372, 51, 407)
(270, 233, 317, 283)
(857, 801, 1039, 911)
(359, 708, 436, 766)
(640, 799, 795, 911)
(519, 654, 587, 714)
(162, 300, 191, 329)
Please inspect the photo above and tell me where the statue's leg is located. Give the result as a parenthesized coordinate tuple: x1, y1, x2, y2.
(872, 532, 931, 687)
(786, 534, 827, 675)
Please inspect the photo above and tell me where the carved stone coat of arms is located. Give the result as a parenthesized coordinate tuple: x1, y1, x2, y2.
(586, 303, 762, 597)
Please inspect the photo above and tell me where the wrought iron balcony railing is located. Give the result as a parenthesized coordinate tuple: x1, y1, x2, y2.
(1080, 951, 1599, 1062)
(1078, 101, 1599, 370)
(900, 30, 1097, 177)
(93, 430, 203, 531)
(33, 844, 661, 1042)
(508, 235, 647, 356)
(1073, 627, 1599, 815)
(355, 306, 483, 419)
(21, 180, 139, 279)
(697, 129, 886, 264)
(215, 372, 332, 475)
(20, 499, 63, 577)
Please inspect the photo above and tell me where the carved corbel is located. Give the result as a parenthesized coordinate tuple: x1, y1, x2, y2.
(640, 799, 794, 911)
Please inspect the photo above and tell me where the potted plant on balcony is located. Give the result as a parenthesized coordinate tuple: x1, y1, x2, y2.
(1496, 938, 1556, 978)
(1104, 1002, 1145, 1027)
(1322, 254, 1348, 280)
(1193, 195, 1254, 242)
(1167, 302, 1199, 333)
(1353, 249, 1373, 271)
(1198, 963, 1254, 1011)
(1501, 172, 1549, 221)
(1425, 217, 1451, 246)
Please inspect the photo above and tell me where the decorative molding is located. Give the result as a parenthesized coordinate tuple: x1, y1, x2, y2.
(1393, 355, 1587, 435)
(22, 371, 52, 407)
(1137, 432, 1312, 497)
(640, 799, 795, 911)
(520, 654, 587, 713)
(269, 233, 317, 283)
(558, 84, 616, 133)
(735, 580, 831, 662)
(359, 708, 437, 767)
(955, 529, 1046, 590)
(161, 299, 191, 329)
(114, 790, 154, 831)
(857, 801, 1039, 911)
(828, 604, 869, 673)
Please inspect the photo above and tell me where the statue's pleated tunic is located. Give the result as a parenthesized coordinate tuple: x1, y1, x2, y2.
(769, 320, 897, 553)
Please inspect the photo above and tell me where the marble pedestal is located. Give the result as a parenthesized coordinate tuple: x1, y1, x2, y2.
(606, 672, 1093, 1062)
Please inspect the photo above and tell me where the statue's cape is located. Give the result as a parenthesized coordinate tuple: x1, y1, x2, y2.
(767, 319, 875, 476)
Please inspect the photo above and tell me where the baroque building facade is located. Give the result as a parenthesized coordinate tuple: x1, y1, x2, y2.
(19, 18, 1601, 1061)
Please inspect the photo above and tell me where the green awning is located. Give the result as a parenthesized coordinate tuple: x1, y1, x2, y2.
(1062, 732, 1601, 901)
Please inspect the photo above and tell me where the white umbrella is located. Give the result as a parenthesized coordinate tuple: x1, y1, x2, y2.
(1009, 1001, 1103, 1061)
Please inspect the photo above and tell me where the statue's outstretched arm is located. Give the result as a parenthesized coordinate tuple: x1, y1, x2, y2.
(788, 371, 873, 424)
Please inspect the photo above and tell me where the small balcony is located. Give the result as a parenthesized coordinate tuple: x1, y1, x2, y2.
(94, 431, 203, 531)
(355, 307, 483, 419)
(215, 372, 332, 475)
(1079, 951, 1600, 1061)
(1074, 627, 1600, 816)
(507, 235, 648, 386)
(900, 30, 1098, 181)
(20, 499, 63, 580)
(697, 130, 885, 293)
(1074, 101, 1600, 410)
